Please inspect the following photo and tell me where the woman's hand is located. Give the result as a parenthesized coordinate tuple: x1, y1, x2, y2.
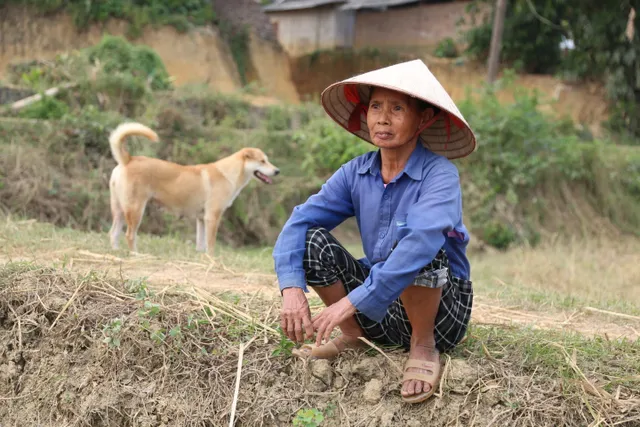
(280, 287, 314, 342)
(312, 297, 357, 347)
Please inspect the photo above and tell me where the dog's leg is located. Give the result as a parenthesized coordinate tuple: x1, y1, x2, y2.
(110, 194, 125, 250)
(110, 208, 125, 249)
(196, 218, 206, 252)
(205, 210, 223, 255)
(124, 203, 146, 252)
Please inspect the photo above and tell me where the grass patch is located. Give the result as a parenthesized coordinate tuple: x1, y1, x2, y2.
(0, 216, 275, 275)
(471, 237, 640, 315)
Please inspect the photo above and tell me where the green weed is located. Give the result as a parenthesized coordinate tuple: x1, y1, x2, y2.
(271, 332, 295, 357)
(292, 408, 325, 427)
(139, 300, 162, 318)
(102, 317, 124, 348)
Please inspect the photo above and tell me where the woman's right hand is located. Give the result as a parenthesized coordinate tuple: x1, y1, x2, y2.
(280, 287, 315, 342)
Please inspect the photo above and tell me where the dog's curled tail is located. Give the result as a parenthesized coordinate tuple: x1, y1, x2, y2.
(109, 122, 159, 166)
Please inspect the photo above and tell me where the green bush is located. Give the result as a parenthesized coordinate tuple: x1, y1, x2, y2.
(297, 118, 374, 179)
(18, 95, 69, 120)
(482, 221, 517, 250)
(265, 106, 291, 131)
(434, 38, 459, 59)
(86, 35, 172, 91)
(457, 73, 640, 245)
(459, 84, 585, 192)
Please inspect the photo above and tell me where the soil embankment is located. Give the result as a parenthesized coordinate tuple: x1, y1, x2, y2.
(0, 5, 299, 103)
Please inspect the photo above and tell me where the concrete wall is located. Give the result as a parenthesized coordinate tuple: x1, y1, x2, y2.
(336, 10, 356, 49)
(354, 1, 475, 49)
(267, 6, 354, 56)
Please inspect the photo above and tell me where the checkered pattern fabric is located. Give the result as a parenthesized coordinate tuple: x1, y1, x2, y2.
(303, 227, 473, 352)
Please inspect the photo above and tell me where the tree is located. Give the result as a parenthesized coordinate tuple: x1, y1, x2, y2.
(486, 0, 508, 83)
(463, 0, 640, 137)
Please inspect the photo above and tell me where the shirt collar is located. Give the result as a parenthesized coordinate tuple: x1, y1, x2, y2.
(357, 150, 381, 176)
(357, 141, 426, 181)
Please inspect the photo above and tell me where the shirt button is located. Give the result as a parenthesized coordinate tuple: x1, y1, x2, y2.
(383, 194, 390, 200)
(380, 232, 386, 238)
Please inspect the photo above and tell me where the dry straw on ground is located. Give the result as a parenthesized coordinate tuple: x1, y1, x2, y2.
(1, 263, 639, 426)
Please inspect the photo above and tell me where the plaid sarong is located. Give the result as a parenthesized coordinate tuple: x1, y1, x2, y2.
(303, 227, 473, 352)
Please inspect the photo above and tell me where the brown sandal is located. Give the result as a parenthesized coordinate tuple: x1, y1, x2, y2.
(401, 359, 441, 403)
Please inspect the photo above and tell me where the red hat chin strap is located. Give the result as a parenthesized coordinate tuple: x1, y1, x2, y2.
(413, 110, 444, 140)
(344, 84, 369, 132)
(411, 111, 464, 150)
(347, 104, 368, 132)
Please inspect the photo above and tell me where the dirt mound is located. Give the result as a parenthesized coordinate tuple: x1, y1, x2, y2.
(1, 263, 639, 426)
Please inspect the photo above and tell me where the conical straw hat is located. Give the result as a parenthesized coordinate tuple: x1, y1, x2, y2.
(320, 59, 477, 159)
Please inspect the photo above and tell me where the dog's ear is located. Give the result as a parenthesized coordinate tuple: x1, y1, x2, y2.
(243, 148, 262, 161)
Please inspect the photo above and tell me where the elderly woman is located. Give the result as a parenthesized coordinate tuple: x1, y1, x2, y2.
(273, 60, 476, 404)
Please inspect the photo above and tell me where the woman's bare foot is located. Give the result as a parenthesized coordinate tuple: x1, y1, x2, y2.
(293, 334, 363, 359)
(401, 343, 440, 399)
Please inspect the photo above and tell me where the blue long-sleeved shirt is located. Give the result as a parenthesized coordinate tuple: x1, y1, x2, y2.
(273, 142, 470, 323)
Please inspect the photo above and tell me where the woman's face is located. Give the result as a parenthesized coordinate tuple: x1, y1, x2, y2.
(366, 87, 432, 149)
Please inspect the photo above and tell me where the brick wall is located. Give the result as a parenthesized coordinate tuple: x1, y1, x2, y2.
(211, 0, 277, 41)
(354, 1, 476, 49)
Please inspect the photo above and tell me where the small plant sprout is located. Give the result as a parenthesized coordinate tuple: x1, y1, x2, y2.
(292, 408, 324, 427)
(102, 317, 124, 348)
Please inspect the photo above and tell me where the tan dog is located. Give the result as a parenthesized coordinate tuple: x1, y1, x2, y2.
(108, 122, 280, 254)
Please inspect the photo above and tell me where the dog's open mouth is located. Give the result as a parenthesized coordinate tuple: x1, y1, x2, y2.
(254, 171, 273, 184)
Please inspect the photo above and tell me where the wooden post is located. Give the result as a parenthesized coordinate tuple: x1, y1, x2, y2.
(487, 0, 508, 83)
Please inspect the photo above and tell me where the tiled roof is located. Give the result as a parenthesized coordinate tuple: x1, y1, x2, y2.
(263, 0, 347, 12)
(340, 0, 420, 10)
(263, 0, 426, 12)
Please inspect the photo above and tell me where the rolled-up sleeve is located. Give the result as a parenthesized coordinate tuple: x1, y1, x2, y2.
(273, 165, 354, 293)
(347, 170, 462, 322)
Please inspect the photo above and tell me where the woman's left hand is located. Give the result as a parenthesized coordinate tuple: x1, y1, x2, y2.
(312, 297, 357, 347)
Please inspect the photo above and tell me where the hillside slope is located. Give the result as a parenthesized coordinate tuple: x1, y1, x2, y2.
(0, 4, 299, 103)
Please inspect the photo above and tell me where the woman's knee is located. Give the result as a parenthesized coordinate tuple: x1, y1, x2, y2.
(304, 227, 356, 288)
(412, 249, 450, 289)
(304, 227, 335, 262)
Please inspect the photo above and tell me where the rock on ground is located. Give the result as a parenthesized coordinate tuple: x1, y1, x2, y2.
(363, 378, 383, 403)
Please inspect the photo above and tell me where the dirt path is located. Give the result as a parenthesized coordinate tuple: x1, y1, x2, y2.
(2, 247, 639, 342)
